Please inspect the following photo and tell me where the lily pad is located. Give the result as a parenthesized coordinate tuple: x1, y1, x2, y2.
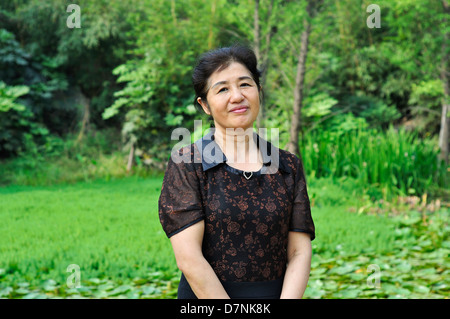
(333, 289, 360, 298)
(108, 284, 133, 296)
(329, 264, 358, 275)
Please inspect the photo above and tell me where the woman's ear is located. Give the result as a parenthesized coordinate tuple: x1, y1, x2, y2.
(197, 97, 211, 116)
(258, 85, 264, 103)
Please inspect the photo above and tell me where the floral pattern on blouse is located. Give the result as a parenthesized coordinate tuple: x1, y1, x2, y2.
(158, 131, 315, 282)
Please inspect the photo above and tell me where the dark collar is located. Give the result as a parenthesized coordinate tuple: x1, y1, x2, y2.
(194, 129, 287, 173)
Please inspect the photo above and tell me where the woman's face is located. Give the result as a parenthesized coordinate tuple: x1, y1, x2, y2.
(197, 62, 260, 133)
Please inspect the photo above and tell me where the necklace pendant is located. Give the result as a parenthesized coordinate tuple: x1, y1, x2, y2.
(243, 171, 253, 180)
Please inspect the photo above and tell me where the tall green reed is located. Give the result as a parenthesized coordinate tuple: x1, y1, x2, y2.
(301, 124, 447, 200)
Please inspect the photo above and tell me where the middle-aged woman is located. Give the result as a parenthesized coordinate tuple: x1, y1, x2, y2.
(158, 45, 315, 299)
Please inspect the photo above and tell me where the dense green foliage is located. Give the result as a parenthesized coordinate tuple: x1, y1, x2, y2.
(0, 0, 447, 198)
(0, 177, 448, 298)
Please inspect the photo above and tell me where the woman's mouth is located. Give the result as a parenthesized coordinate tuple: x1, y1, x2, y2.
(230, 106, 249, 113)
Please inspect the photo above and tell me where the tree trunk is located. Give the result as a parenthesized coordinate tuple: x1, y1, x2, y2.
(254, 0, 262, 129)
(438, 0, 449, 166)
(253, 0, 261, 62)
(208, 0, 217, 49)
(76, 96, 90, 145)
(171, 0, 177, 27)
(126, 142, 135, 173)
(255, 0, 276, 130)
(286, 1, 317, 156)
(439, 102, 449, 165)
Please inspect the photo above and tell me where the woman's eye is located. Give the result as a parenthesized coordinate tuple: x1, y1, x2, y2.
(241, 83, 251, 87)
(218, 87, 228, 93)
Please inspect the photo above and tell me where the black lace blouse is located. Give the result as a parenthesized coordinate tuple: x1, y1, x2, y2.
(158, 130, 315, 283)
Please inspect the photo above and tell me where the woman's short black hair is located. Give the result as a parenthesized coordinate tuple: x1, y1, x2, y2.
(192, 45, 262, 109)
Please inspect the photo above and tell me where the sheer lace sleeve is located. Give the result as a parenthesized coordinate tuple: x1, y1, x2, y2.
(289, 156, 315, 240)
(158, 147, 204, 238)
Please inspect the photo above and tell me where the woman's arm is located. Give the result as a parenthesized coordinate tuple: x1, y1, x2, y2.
(170, 221, 230, 299)
(280, 231, 312, 299)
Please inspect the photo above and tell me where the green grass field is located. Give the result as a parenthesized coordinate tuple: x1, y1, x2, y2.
(0, 176, 448, 298)
(0, 177, 176, 285)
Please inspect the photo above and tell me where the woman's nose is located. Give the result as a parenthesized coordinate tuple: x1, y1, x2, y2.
(230, 87, 244, 103)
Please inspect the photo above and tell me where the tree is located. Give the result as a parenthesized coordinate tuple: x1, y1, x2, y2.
(102, 0, 219, 169)
(253, 0, 277, 129)
(286, 0, 323, 156)
(438, 0, 449, 166)
(0, 28, 52, 158)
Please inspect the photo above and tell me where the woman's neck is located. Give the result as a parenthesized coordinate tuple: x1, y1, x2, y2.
(213, 127, 260, 165)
